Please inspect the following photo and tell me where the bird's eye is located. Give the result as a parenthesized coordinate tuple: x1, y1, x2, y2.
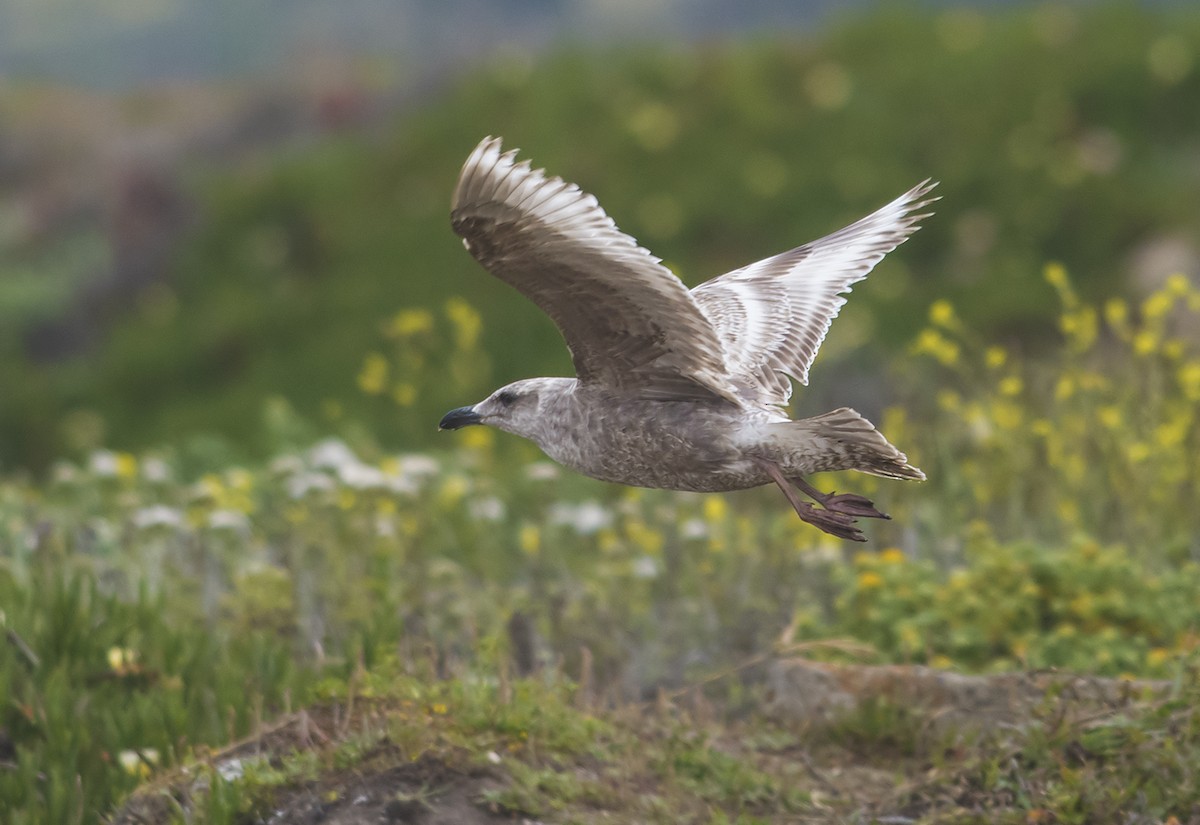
(497, 390, 517, 406)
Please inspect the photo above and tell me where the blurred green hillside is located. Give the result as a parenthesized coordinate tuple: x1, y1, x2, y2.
(2, 3, 1199, 468)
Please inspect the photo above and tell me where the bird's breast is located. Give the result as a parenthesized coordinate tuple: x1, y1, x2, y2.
(533, 396, 770, 493)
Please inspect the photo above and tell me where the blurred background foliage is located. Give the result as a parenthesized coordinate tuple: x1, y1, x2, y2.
(4, 2, 1200, 822)
(1, 2, 1199, 468)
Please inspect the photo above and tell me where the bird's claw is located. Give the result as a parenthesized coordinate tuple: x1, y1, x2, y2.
(793, 501, 867, 542)
(820, 491, 892, 520)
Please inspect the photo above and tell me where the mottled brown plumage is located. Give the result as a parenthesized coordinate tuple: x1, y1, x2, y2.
(441, 137, 937, 541)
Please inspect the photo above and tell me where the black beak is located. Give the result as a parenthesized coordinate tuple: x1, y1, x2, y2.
(438, 406, 484, 431)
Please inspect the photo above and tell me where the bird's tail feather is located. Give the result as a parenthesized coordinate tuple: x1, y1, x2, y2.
(776, 407, 925, 481)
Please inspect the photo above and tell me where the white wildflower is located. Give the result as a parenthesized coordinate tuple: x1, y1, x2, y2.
(385, 474, 418, 495)
(287, 472, 335, 499)
(525, 462, 559, 481)
(548, 501, 612, 535)
(632, 556, 659, 580)
(469, 496, 506, 522)
(396, 454, 440, 478)
(89, 450, 119, 477)
(308, 439, 358, 471)
(208, 509, 250, 532)
(131, 505, 184, 530)
(336, 461, 388, 490)
(141, 457, 172, 483)
(680, 518, 708, 540)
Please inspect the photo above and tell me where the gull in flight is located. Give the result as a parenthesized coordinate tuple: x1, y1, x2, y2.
(440, 137, 936, 541)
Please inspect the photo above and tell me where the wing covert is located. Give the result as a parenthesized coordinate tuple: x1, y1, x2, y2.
(451, 137, 741, 404)
(691, 180, 938, 408)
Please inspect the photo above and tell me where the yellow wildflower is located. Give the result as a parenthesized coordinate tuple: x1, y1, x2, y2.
(1044, 262, 1077, 307)
(1180, 361, 1200, 401)
(1133, 329, 1158, 356)
(357, 353, 389, 395)
(936, 389, 961, 412)
(1055, 375, 1075, 400)
(998, 375, 1023, 397)
(880, 547, 906, 564)
(1059, 307, 1098, 351)
(1142, 290, 1174, 321)
(1127, 442, 1151, 463)
(1154, 419, 1188, 449)
(461, 427, 494, 451)
(391, 383, 416, 406)
(984, 346, 1007, 369)
(198, 474, 224, 501)
(518, 524, 541, 557)
(227, 469, 252, 491)
(1104, 297, 1128, 328)
(1147, 648, 1171, 667)
(1165, 273, 1192, 296)
(1060, 498, 1080, 525)
(992, 401, 1023, 430)
(444, 298, 482, 351)
(627, 519, 665, 556)
(431, 702, 449, 715)
(388, 308, 434, 338)
(438, 475, 469, 506)
(912, 328, 960, 366)
(1097, 406, 1121, 430)
(703, 495, 728, 523)
(857, 571, 884, 589)
(1043, 261, 1068, 289)
(928, 299, 959, 329)
(115, 453, 138, 481)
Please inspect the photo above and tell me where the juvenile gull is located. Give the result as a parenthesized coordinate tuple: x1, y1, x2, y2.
(440, 137, 937, 541)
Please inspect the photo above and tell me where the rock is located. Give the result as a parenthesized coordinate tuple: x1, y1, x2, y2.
(764, 658, 1170, 730)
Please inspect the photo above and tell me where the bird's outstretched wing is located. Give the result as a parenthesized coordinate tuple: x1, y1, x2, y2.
(691, 181, 938, 408)
(452, 137, 740, 403)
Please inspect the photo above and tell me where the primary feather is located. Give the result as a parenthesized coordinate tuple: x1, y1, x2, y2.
(451, 136, 937, 411)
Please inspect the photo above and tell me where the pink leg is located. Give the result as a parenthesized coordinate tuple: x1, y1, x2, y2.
(757, 460, 866, 542)
(791, 476, 891, 521)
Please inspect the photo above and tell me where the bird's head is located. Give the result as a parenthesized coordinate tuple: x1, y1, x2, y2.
(439, 378, 564, 441)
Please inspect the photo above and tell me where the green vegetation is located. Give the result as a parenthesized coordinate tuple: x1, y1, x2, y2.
(3, 3, 1200, 466)
(112, 664, 1200, 824)
(3, 271, 1200, 821)
(2, 3, 1200, 822)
